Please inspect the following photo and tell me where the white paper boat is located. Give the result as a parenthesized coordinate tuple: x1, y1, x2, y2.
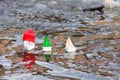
(65, 37, 76, 52)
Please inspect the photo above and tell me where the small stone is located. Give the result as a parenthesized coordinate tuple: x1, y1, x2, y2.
(1, 40, 10, 45)
(10, 67, 17, 73)
(13, 57, 23, 63)
(0, 65, 3, 69)
(99, 71, 115, 76)
(75, 54, 88, 62)
(35, 54, 46, 61)
(97, 52, 108, 57)
(58, 48, 65, 54)
(93, 59, 109, 65)
(89, 34, 103, 40)
(0, 47, 7, 55)
(97, 52, 114, 59)
(91, 65, 99, 72)
(94, 21, 109, 25)
(12, 45, 23, 52)
(0, 69, 5, 76)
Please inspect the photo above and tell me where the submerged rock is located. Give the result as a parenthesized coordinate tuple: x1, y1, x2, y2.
(0, 69, 5, 76)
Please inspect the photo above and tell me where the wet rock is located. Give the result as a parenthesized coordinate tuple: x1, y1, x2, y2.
(105, 32, 120, 39)
(84, 48, 93, 54)
(99, 16, 105, 20)
(0, 39, 10, 45)
(0, 69, 5, 76)
(0, 47, 7, 55)
(7, 54, 23, 63)
(34, 3, 47, 10)
(89, 31, 120, 40)
(79, 36, 88, 44)
(73, 36, 88, 47)
(86, 53, 95, 59)
(94, 21, 109, 25)
(38, 30, 63, 36)
(116, 53, 120, 57)
(16, 52, 23, 58)
(75, 54, 88, 62)
(13, 57, 23, 63)
(0, 65, 3, 69)
(99, 71, 115, 76)
(48, 1, 58, 8)
(54, 33, 65, 42)
(52, 55, 68, 65)
(114, 16, 120, 20)
(42, 14, 68, 23)
(12, 45, 23, 52)
(97, 52, 114, 59)
(10, 67, 17, 73)
(83, 5, 105, 14)
(72, 32, 85, 37)
(35, 54, 46, 61)
(104, 54, 114, 60)
(57, 48, 65, 54)
(35, 65, 49, 74)
(97, 52, 109, 57)
(91, 65, 99, 72)
(35, 44, 42, 50)
(112, 16, 120, 24)
(51, 43, 56, 55)
(93, 59, 110, 65)
(52, 56, 63, 62)
(69, 5, 79, 11)
(89, 33, 104, 40)
(113, 20, 120, 24)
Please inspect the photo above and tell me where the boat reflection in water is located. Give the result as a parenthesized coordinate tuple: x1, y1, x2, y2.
(23, 51, 35, 70)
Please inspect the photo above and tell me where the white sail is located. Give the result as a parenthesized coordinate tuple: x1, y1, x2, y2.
(65, 37, 76, 52)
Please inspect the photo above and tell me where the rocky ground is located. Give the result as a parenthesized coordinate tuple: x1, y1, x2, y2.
(0, 0, 120, 80)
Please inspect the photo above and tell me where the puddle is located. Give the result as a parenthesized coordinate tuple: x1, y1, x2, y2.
(0, 0, 120, 80)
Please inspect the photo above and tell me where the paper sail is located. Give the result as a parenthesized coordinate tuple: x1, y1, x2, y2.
(23, 52, 35, 69)
(65, 37, 76, 52)
(23, 29, 35, 51)
(42, 36, 52, 51)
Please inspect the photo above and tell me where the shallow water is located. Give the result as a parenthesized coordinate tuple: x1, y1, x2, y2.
(0, 0, 120, 80)
(0, 0, 119, 30)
